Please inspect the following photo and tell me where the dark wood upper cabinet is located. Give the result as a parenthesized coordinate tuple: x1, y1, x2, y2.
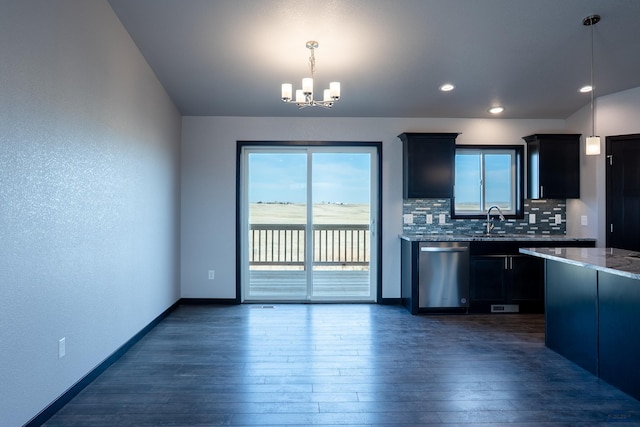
(523, 133, 581, 199)
(399, 132, 458, 199)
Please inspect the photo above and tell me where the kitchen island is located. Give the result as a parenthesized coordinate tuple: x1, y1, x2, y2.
(519, 247, 640, 401)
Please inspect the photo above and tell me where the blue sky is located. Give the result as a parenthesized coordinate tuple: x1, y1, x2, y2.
(455, 153, 512, 205)
(248, 150, 510, 206)
(248, 152, 371, 204)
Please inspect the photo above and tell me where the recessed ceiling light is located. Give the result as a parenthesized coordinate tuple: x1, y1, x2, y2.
(439, 83, 455, 92)
(580, 85, 593, 93)
(489, 106, 504, 114)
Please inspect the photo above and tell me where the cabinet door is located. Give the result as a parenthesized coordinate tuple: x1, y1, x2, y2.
(539, 139, 580, 198)
(470, 256, 507, 302)
(509, 255, 544, 308)
(524, 134, 580, 199)
(400, 133, 457, 198)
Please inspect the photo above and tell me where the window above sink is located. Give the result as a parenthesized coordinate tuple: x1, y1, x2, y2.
(452, 145, 524, 220)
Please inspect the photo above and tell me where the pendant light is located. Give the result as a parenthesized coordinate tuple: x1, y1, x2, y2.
(583, 14, 601, 156)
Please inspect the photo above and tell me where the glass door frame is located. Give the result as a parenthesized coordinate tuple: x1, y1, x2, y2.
(236, 141, 382, 303)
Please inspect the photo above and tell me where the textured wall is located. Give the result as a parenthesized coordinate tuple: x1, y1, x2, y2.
(0, 2, 181, 426)
(402, 199, 566, 235)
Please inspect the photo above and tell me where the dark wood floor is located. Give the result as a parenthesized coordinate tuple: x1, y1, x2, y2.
(44, 304, 640, 426)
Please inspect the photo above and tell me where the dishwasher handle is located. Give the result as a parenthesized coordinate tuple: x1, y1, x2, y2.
(420, 246, 469, 253)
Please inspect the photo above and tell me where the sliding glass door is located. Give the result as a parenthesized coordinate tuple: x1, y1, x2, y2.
(239, 144, 379, 302)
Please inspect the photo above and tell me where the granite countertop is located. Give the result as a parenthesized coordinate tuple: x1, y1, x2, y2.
(400, 233, 597, 243)
(519, 247, 640, 280)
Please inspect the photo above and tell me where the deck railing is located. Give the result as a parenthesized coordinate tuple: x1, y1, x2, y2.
(249, 224, 369, 267)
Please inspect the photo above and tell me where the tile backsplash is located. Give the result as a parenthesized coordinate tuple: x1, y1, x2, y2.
(402, 199, 566, 235)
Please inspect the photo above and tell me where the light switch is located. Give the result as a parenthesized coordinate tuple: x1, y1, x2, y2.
(403, 214, 414, 224)
(581, 215, 588, 226)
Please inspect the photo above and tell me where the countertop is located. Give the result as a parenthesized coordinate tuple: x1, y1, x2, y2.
(519, 247, 640, 280)
(400, 233, 597, 243)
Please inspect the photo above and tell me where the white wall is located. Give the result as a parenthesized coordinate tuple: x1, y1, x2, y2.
(0, 2, 181, 426)
(181, 117, 565, 300)
(566, 86, 640, 246)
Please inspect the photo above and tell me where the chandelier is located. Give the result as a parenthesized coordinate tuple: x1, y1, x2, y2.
(281, 41, 341, 109)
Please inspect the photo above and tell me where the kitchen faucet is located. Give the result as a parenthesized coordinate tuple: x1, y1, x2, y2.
(486, 205, 505, 234)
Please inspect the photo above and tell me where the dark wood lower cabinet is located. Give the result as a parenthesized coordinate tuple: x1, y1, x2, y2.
(545, 259, 640, 400)
(598, 271, 640, 400)
(545, 260, 599, 375)
(470, 256, 507, 306)
(468, 239, 594, 314)
(403, 238, 595, 315)
(470, 255, 544, 313)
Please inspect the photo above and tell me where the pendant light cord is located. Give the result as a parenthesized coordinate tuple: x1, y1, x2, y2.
(590, 21, 595, 137)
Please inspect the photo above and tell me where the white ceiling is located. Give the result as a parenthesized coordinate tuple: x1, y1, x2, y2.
(108, 0, 640, 119)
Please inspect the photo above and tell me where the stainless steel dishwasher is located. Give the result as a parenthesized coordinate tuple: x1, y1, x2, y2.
(418, 241, 470, 309)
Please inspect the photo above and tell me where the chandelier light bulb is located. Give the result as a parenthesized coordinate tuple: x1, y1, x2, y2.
(330, 82, 341, 100)
(302, 77, 313, 95)
(281, 83, 292, 101)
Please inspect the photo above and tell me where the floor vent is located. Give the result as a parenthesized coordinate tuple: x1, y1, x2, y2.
(491, 304, 519, 313)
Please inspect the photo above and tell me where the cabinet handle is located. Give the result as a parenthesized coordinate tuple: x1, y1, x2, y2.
(504, 256, 514, 270)
(540, 186, 544, 198)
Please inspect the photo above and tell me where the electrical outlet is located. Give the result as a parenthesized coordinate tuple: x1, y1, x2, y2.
(403, 214, 414, 224)
(529, 213, 536, 224)
(426, 214, 432, 224)
(58, 337, 66, 359)
(555, 214, 562, 225)
(208, 270, 215, 280)
(439, 214, 446, 224)
(581, 215, 588, 226)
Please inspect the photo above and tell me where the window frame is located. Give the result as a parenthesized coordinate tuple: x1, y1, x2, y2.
(451, 145, 524, 219)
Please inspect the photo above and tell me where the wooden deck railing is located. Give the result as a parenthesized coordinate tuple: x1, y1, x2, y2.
(249, 224, 369, 266)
